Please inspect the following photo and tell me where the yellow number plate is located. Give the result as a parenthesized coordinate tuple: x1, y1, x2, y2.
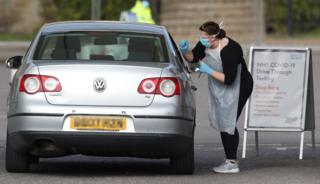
(70, 116, 127, 131)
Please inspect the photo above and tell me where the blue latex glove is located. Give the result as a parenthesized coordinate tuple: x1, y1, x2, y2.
(199, 62, 214, 75)
(179, 40, 189, 54)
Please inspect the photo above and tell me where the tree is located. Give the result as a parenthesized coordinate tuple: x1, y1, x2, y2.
(265, 0, 320, 35)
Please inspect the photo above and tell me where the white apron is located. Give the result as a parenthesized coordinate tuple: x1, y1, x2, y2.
(203, 40, 241, 135)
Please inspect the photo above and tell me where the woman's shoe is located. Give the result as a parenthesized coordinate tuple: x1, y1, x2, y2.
(212, 160, 240, 173)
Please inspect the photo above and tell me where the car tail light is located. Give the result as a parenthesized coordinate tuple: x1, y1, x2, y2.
(41, 76, 62, 92)
(157, 78, 180, 97)
(19, 74, 62, 94)
(138, 77, 180, 97)
(138, 78, 159, 94)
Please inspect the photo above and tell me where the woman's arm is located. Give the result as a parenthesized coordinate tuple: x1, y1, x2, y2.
(182, 50, 194, 62)
(199, 62, 225, 83)
(191, 42, 206, 63)
(210, 71, 225, 83)
(221, 42, 242, 85)
(179, 41, 205, 62)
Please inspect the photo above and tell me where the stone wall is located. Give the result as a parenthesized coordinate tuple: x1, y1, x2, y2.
(160, 0, 260, 45)
(0, 0, 261, 42)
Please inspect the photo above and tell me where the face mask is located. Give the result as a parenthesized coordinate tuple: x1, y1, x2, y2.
(199, 37, 211, 48)
(141, 1, 150, 8)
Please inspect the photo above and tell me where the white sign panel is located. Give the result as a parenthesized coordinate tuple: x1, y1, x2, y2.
(247, 48, 309, 129)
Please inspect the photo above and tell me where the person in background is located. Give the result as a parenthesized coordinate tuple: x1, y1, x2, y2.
(130, 0, 155, 24)
(179, 21, 253, 173)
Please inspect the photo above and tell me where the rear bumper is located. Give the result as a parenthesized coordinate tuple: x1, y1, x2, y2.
(8, 131, 192, 158)
(7, 114, 194, 158)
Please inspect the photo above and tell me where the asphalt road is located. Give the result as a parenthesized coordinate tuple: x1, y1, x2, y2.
(0, 59, 320, 183)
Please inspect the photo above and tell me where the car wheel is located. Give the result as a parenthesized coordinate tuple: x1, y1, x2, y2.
(5, 137, 30, 172)
(170, 138, 194, 175)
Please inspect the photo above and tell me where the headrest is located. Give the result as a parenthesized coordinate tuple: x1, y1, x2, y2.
(55, 36, 81, 52)
(94, 35, 117, 45)
(128, 37, 154, 52)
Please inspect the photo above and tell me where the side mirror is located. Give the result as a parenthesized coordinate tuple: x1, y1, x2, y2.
(5, 56, 23, 69)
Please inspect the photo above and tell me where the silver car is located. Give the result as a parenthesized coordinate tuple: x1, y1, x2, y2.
(5, 21, 196, 174)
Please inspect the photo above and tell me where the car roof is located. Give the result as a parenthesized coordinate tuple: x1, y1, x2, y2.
(41, 21, 167, 35)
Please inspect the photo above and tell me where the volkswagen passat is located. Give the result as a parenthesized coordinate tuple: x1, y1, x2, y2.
(5, 21, 196, 174)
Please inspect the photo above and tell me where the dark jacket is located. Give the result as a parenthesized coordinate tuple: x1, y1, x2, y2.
(191, 38, 254, 119)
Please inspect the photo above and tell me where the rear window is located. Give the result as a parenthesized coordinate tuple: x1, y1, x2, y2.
(33, 32, 169, 62)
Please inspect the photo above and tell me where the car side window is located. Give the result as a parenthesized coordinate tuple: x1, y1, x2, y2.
(168, 33, 190, 73)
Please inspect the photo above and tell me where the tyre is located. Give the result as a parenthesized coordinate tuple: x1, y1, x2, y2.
(5, 136, 30, 172)
(170, 138, 194, 175)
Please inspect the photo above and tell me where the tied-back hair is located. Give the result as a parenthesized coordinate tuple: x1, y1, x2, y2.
(199, 21, 226, 39)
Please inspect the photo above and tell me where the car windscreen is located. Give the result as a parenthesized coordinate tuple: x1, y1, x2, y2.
(33, 32, 169, 62)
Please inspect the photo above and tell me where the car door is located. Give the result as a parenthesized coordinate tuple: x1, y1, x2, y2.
(168, 33, 196, 111)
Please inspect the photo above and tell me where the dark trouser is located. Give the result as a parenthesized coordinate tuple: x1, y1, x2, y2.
(220, 128, 239, 160)
(220, 70, 253, 160)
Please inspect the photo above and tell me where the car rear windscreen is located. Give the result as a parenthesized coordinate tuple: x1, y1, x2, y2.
(33, 32, 169, 62)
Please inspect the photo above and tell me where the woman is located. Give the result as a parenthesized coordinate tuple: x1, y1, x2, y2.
(179, 21, 253, 173)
